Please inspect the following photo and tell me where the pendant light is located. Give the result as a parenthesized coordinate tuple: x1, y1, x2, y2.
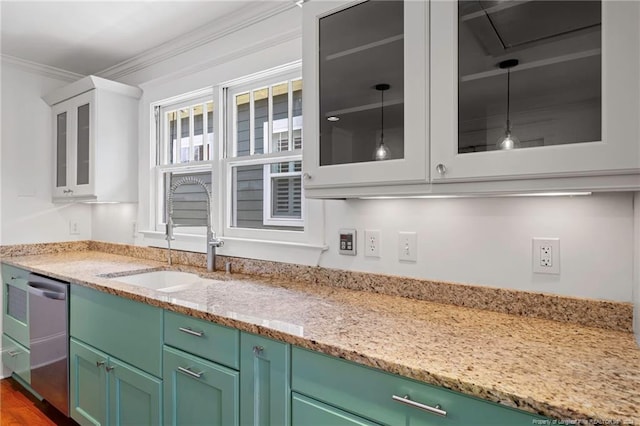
(496, 59, 520, 150)
(374, 83, 390, 161)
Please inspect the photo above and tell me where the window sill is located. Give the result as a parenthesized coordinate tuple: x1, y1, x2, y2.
(139, 230, 328, 266)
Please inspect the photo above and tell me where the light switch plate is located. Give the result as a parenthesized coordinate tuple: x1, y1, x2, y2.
(339, 228, 357, 256)
(398, 231, 417, 262)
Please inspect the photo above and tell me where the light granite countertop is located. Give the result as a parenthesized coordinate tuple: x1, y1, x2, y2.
(2, 250, 639, 423)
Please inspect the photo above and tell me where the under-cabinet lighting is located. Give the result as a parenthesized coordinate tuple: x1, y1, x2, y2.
(359, 192, 592, 200)
(82, 201, 121, 204)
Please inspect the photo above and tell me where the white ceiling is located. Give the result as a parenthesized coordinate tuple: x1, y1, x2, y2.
(0, 1, 277, 76)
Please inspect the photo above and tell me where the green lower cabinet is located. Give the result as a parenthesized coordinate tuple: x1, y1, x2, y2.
(292, 347, 547, 426)
(292, 393, 379, 426)
(163, 345, 239, 426)
(2, 334, 31, 384)
(70, 338, 162, 426)
(109, 357, 163, 426)
(240, 333, 290, 426)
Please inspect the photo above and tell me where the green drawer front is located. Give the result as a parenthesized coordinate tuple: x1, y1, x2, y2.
(1, 263, 31, 281)
(70, 284, 163, 377)
(3, 276, 29, 348)
(2, 333, 30, 384)
(292, 393, 379, 426)
(292, 348, 546, 426)
(164, 310, 239, 369)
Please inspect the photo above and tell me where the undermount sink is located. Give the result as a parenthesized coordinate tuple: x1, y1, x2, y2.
(111, 270, 211, 293)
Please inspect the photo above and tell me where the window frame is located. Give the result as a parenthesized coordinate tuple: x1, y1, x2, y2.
(222, 67, 308, 241)
(152, 89, 215, 234)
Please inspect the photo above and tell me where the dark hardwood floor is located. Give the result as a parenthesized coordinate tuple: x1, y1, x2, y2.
(0, 378, 77, 426)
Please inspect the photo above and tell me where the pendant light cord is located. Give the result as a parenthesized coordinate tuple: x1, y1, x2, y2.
(380, 88, 384, 144)
(506, 68, 510, 129)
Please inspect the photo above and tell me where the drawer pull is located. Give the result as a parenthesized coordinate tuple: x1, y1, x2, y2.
(253, 345, 264, 356)
(179, 326, 205, 337)
(8, 350, 20, 357)
(392, 394, 447, 417)
(178, 366, 203, 379)
(96, 360, 106, 368)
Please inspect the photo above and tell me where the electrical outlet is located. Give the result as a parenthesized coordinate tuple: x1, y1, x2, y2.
(532, 238, 560, 274)
(364, 230, 381, 258)
(398, 232, 417, 262)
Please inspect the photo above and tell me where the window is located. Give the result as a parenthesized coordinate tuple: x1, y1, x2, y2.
(153, 92, 214, 231)
(227, 75, 303, 230)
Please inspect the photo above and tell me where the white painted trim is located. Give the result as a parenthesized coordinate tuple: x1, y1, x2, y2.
(1, 54, 84, 82)
(634, 192, 640, 344)
(42, 75, 142, 106)
(98, 2, 297, 81)
(140, 231, 328, 266)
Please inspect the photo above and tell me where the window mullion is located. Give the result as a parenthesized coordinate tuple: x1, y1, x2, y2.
(268, 85, 274, 154)
(202, 102, 208, 161)
(189, 106, 194, 161)
(175, 110, 181, 164)
(288, 81, 293, 152)
(249, 91, 255, 156)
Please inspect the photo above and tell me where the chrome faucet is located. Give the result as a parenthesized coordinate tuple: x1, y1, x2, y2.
(166, 176, 223, 272)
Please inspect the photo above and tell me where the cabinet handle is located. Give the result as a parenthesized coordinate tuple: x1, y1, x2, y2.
(435, 163, 447, 176)
(391, 395, 447, 417)
(105, 365, 115, 373)
(177, 366, 203, 379)
(63, 189, 74, 194)
(8, 350, 20, 357)
(96, 360, 106, 368)
(303, 172, 312, 180)
(178, 327, 204, 337)
(253, 345, 264, 356)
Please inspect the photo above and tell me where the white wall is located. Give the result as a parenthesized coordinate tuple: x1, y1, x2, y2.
(321, 193, 634, 302)
(91, 203, 137, 245)
(0, 61, 92, 244)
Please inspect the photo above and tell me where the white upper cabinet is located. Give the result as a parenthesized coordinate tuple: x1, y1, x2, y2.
(44, 76, 142, 203)
(302, 0, 429, 197)
(430, 0, 640, 185)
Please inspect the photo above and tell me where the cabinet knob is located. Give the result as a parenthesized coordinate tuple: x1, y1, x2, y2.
(253, 345, 264, 356)
(435, 164, 447, 176)
(303, 172, 312, 180)
(105, 365, 115, 372)
(96, 360, 106, 368)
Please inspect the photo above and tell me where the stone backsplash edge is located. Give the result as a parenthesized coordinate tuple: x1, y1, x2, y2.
(0, 240, 632, 332)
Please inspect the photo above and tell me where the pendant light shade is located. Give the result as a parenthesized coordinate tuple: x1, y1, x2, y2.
(374, 83, 390, 161)
(496, 59, 520, 151)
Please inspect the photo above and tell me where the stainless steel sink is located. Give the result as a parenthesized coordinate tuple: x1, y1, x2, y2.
(110, 270, 211, 293)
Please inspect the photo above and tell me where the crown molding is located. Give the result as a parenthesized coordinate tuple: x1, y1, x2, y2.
(139, 28, 301, 89)
(97, 1, 297, 82)
(1, 54, 84, 82)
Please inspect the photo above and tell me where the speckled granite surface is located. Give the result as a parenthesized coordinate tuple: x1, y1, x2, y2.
(87, 241, 633, 332)
(2, 249, 639, 423)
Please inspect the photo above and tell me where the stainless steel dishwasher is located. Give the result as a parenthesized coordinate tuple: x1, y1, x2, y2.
(27, 273, 69, 416)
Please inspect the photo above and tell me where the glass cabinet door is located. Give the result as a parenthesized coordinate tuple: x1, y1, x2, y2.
(431, 0, 640, 182)
(55, 112, 67, 188)
(302, 0, 428, 193)
(319, 0, 404, 166)
(76, 103, 90, 186)
(458, 1, 601, 154)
